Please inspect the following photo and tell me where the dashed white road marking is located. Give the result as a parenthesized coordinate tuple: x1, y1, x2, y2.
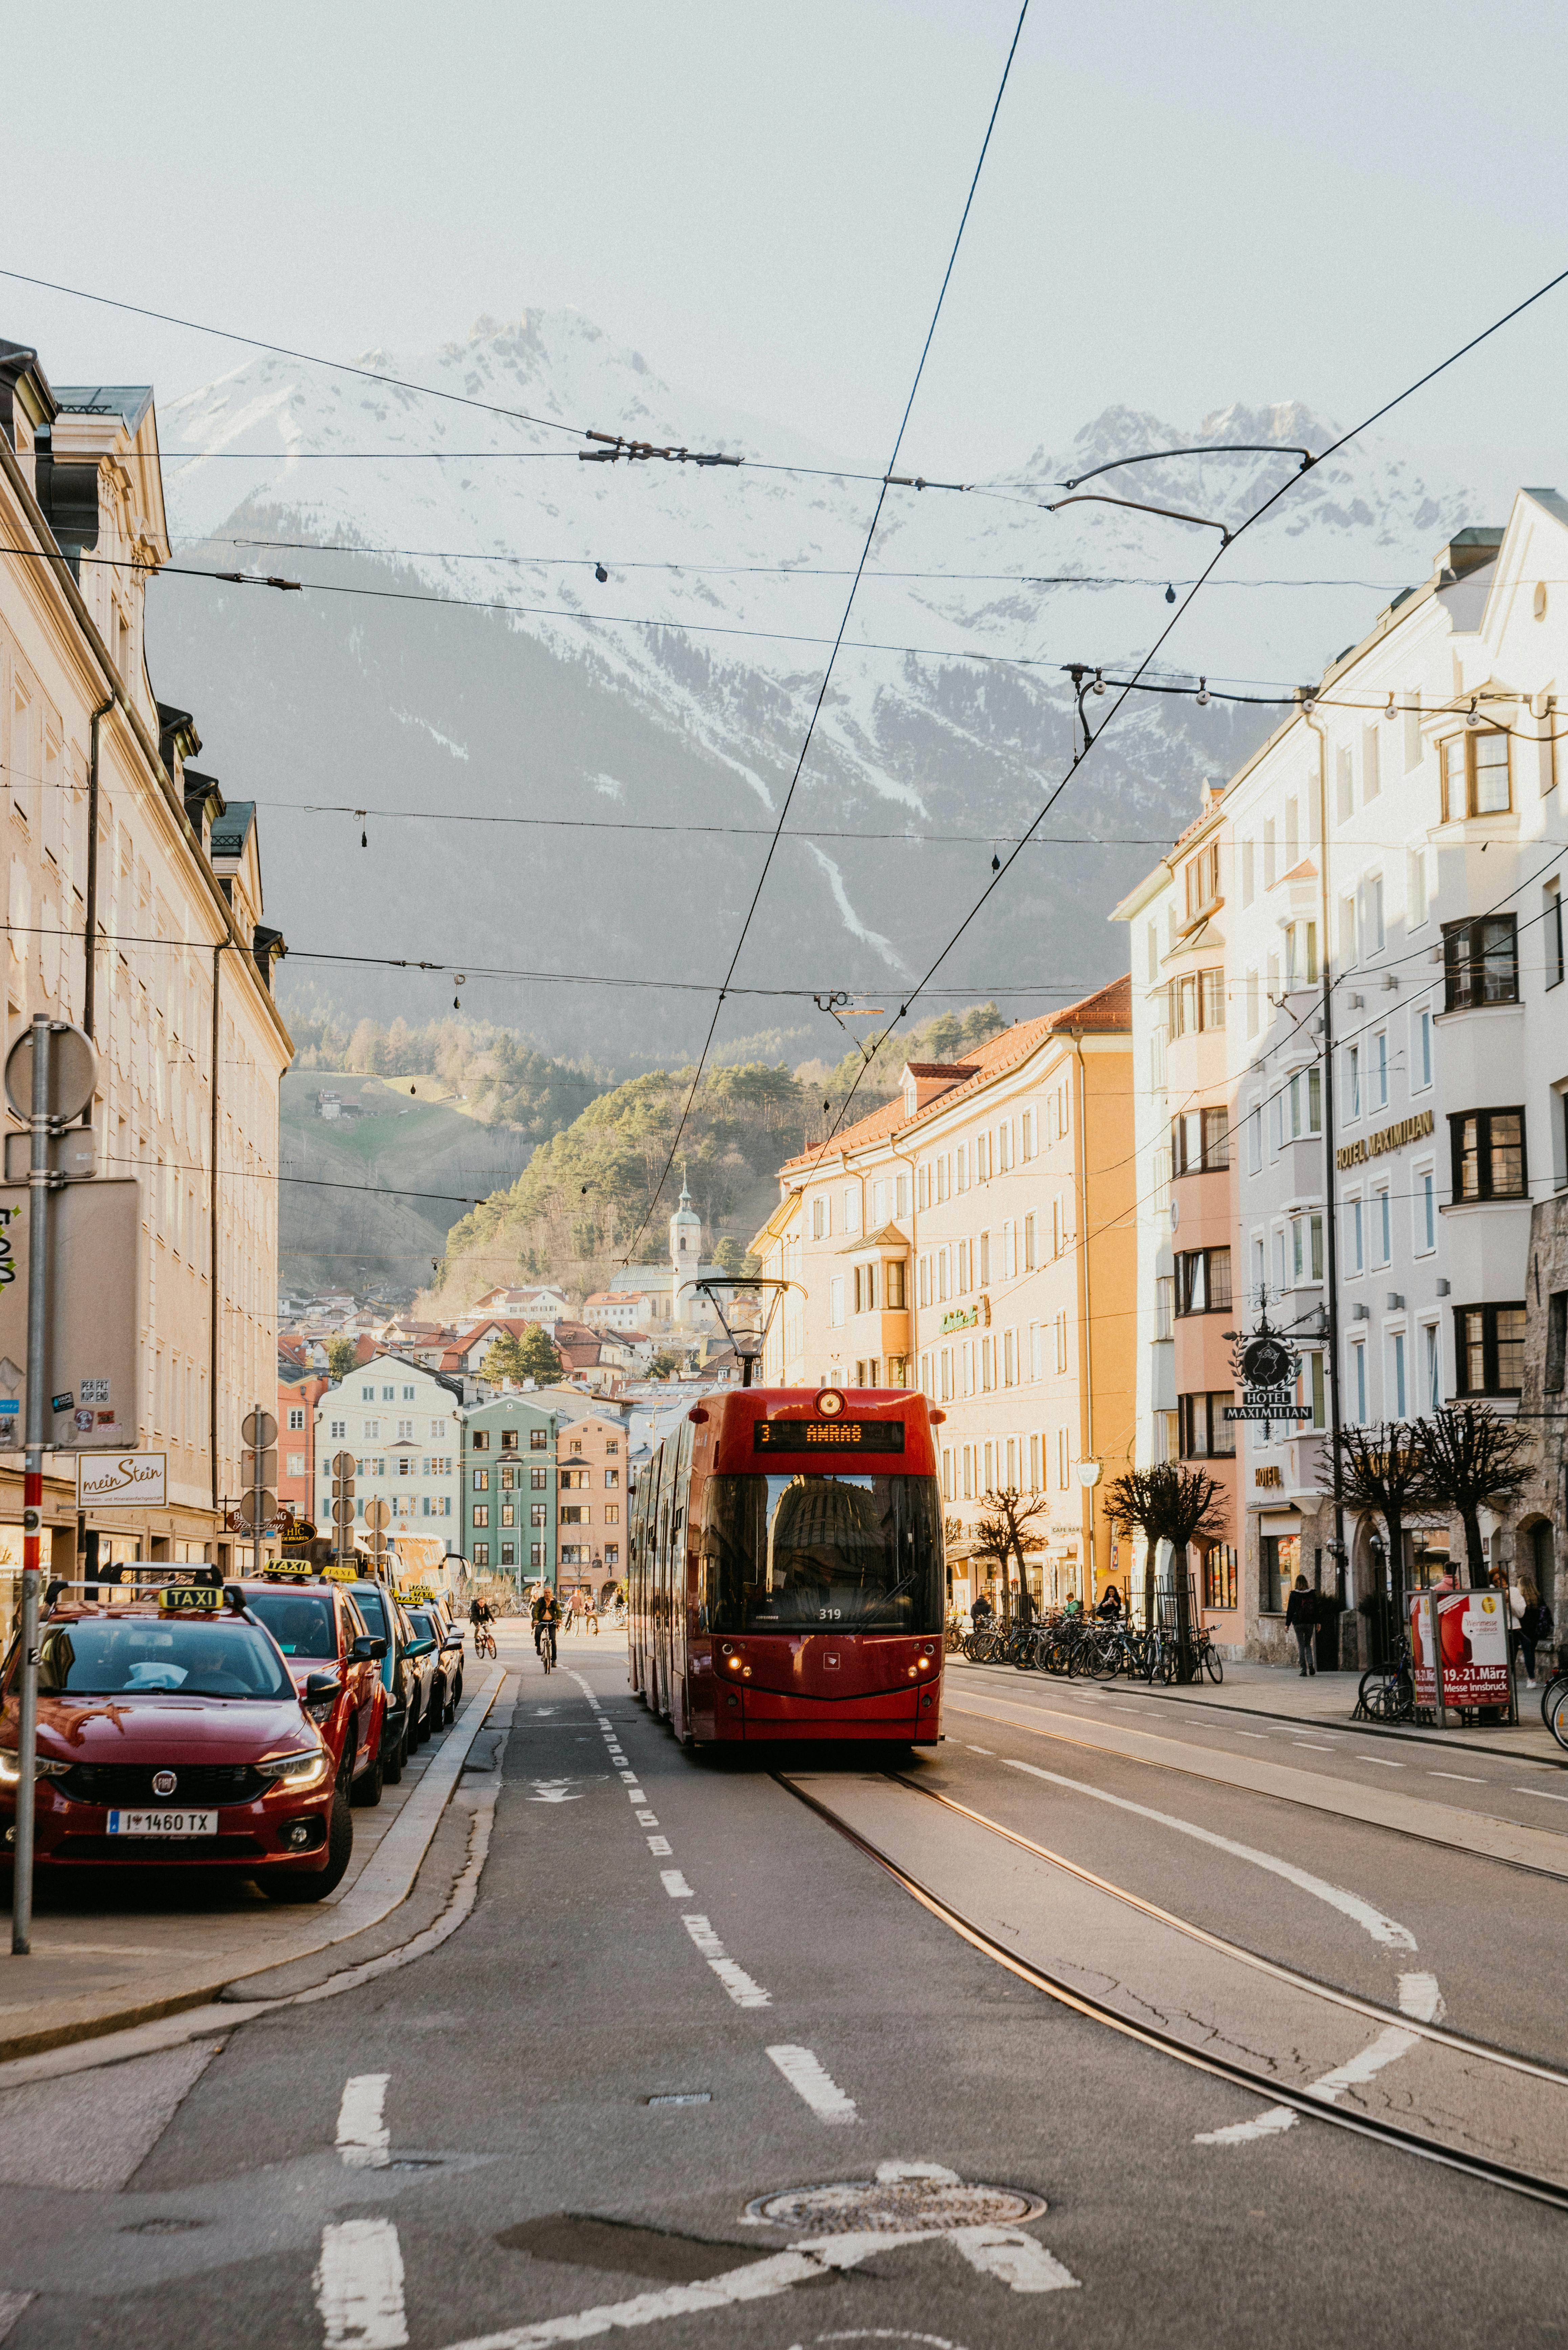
(1429, 1772, 1484, 1784)
(1236, 1731, 1269, 1740)
(765, 2043, 857, 2123)
(1293, 1742, 1334, 1751)
(966, 1745, 994, 1755)
(335, 2073, 390, 2170)
(682, 1914, 771, 2006)
(1365, 1757, 1404, 1767)
(637, 1812, 660, 1825)
(1004, 1757, 1417, 1948)
(315, 2217, 409, 2349)
(648, 1834, 673, 1856)
(1517, 1786, 1568, 1803)
(659, 1868, 694, 1898)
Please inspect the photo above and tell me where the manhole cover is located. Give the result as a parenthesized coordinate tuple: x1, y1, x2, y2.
(744, 2161, 1045, 2236)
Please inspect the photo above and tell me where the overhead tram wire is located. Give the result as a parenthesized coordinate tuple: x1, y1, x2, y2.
(615, 0, 1034, 1267)
(803, 255, 1568, 1169)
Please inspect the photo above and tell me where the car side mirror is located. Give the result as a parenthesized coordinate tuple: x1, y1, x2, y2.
(305, 1671, 343, 1703)
(443, 1633, 465, 1651)
(407, 1636, 436, 1660)
(351, 1635, 388, 1664)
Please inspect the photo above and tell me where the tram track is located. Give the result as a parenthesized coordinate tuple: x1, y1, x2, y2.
(944, 1691, 1568, 1883)
(774, 1769, 1568, 2215)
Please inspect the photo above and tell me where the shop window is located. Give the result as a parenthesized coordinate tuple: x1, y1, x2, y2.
(1259, 1531, 1300, 1615)
(1202, 1544, 1238, 1611)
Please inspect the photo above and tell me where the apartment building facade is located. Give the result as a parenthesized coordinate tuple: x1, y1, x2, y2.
(755, 986, 1136, 1609)
(557, 1411, 627, 1602)
(316, 1355, 462, 1542)
(464, 1393, 557, 1587)
(1118, 491, 1568, 1657)
(1, 338, 290, 1584)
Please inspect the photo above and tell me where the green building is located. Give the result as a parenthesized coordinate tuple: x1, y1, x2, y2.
(462, 1394, 558, 1591)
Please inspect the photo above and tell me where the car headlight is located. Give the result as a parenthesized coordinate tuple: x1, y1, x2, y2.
(0, 1749, 70, 1785)
(257, 1747, 329, 1788)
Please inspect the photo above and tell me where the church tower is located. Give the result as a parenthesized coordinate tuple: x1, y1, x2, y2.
(669, 1169, 702, 1280)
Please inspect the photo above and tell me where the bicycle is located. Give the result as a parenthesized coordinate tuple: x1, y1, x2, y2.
(536, 1621, 558, 1673)
(1192, 1625, 1225, 1684)
(1539, 1664, 1568, 1732)
(1355, 1634, 1413, 1724)
(471, 1622, 498, 1662)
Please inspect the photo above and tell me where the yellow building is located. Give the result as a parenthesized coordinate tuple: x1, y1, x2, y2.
(753, 982, 1135, 1607)
(1, 339, 291, 1591)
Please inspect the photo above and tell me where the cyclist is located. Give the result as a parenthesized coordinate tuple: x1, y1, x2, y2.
(532, 1582, 561, 1672)
(469, 1593, 497, 1658)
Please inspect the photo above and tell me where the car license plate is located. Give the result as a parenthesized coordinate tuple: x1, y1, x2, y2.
(107, 1810, 218, 1837)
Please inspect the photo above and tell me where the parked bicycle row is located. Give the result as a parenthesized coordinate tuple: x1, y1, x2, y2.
(946, 1607, 1225, 1684)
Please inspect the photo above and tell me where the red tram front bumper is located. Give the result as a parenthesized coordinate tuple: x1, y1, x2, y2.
(692, 1633, 942, 1743)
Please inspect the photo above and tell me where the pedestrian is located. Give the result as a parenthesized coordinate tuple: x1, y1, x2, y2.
(971, 1590, 994, 1628)
(1286, 1574, 1316, 1676)
(1096, 1583, 1124, 1622)
(1518, 1576, 1546, 1689)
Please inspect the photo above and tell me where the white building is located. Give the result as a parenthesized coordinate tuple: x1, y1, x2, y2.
(1117, 492, 1568, 1659)
(315, 1352, 463, 1541)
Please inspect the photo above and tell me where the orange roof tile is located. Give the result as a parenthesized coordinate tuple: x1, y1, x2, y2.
(778, 979, 1130, 1175)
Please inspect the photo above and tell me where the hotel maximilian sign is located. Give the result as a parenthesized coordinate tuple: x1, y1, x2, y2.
(1335, 1109, 1435, 1172)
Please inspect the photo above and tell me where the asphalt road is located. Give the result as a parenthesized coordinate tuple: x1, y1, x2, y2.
(1, 1635, 1566, 2350)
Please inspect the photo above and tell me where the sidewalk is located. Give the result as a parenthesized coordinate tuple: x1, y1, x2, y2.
(974, 1654, 1567, 1767)
(0, 1646, 512, 2065)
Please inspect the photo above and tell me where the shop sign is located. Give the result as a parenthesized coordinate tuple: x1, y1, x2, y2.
(1225, 1390, 1312, 1422)
(78, 1453, 167, 1509)
(1336, 1108, 1434, 1171)
(1411, 1589, 1510, 1708)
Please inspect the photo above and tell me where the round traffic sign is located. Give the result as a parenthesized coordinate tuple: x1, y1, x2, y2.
(365, 1497, 390, 1530)
(4, 1023, 99, 1123)
(242, 1409, 279, 1448)
(238, 1489, 278, 1528)
(331, 1449, 356, 1479)
(331, 1497, 357, 1526)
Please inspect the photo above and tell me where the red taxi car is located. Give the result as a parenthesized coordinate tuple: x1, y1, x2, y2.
(234, 1572, 389, 1808)
(0, 1583, 351, 1899)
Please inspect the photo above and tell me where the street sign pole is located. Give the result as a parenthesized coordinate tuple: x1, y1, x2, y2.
(252, 1400, 262, 1578)
(14, 1018, 52, 1956)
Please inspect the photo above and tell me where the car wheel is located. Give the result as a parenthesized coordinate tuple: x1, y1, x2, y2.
(351, 1746, 384, 1808)
(262, 1786, 353, 1902)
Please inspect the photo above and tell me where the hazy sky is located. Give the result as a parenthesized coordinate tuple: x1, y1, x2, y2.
(5, 0, 1568, 480)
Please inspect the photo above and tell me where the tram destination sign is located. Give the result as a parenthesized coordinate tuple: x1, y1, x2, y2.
(755, 1418, 906, 1452)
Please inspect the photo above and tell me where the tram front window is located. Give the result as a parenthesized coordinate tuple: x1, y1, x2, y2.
(701, 1473, 943, 1633)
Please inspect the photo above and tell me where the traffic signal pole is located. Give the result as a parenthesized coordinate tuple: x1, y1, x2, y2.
(14, 1018, 54, 1956)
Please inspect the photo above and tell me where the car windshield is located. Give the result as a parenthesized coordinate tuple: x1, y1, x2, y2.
(34, 1618, 296, 1699)
(407, 1610, 436, 1640)
(700, 1473, 944, 1634)
(351, 1587, 389, 1640)
(245, 1592, 337, 1659)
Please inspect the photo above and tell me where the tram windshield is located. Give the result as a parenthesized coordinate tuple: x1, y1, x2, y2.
(700, 1473, 943, 1633)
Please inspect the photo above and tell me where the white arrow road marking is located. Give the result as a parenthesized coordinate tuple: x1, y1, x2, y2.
(1003, 1759, 1418, 1948)
(681, 1914, 771, 2006)
(766, 2044, 858, 2123)
(336, 2073, 390, 2169)
(1196, 1970, 1447, 2145)
(437, 2223, 1073, 2350)
(527, 1780, 585, 1803)
(951, 2225, 1080, 2291)
(315, 2218, 408, 2349)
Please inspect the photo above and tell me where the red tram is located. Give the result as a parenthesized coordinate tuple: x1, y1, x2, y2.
(628, 1385, 945, 1745)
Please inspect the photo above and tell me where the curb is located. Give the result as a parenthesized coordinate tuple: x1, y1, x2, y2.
(0, 1662, 506, 2067)
(950, 1659, 1566, 1767)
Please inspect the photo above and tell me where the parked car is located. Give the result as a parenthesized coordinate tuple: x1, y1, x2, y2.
(0, 1586, 348, 1898)
(405, 1604, 465, 1728)
(347, 1580, 437, 1771)
(237, 1572, 389, 1807)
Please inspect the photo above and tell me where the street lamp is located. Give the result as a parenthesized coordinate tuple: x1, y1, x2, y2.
(1077, 1458, 1102, 1605)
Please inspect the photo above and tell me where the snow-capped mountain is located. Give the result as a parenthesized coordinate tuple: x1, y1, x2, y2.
(145, 312, 1498, 1066)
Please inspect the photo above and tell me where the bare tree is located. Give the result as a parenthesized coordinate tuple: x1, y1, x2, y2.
(1413, 1404, 1534, 1587)
(971, 1489, 1047, 1624)
(1104, 1464, 1226, 1633)
(1327, 1422, 1427, 1648)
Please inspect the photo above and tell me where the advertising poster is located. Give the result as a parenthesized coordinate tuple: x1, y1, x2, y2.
(1411, 1589, 1511, 1707)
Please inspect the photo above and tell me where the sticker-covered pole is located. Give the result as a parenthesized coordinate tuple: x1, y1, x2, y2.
(253, 1400, 262, 1579)
(13, 1017, 54, 1956)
